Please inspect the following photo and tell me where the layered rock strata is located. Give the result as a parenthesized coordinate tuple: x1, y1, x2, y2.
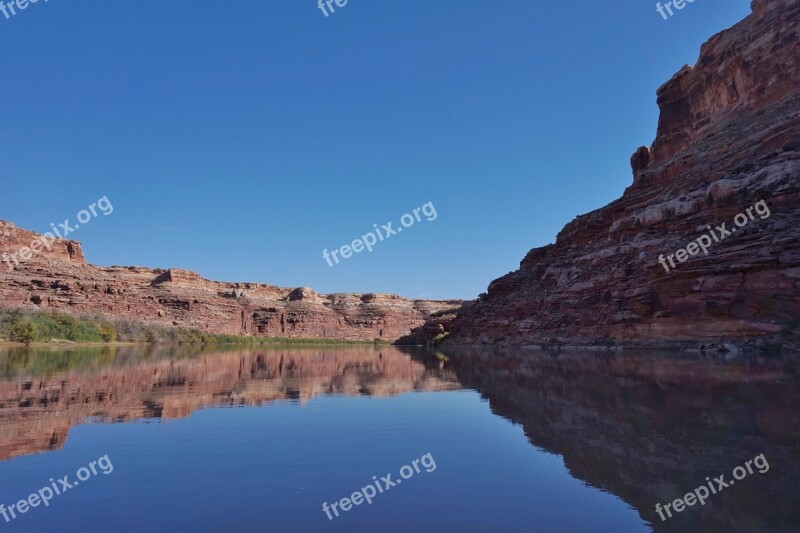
(0, 221, 460, 341)
(445, 0, 800, 349)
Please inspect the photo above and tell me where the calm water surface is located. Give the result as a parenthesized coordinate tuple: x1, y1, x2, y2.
(0, 345, 797, 532)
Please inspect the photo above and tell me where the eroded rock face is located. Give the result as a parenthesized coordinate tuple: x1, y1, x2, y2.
(0, 221, 85, 266)
(0, 224, 460, 341)
(630, 146, 650, 177)
(447, 0, 800, 349)
(651, 0, 800, 166)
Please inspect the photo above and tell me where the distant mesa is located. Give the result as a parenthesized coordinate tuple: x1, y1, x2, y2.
(0, 222, 461, 342)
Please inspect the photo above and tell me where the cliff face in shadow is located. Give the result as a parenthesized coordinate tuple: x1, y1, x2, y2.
(441, 347, 800, 532)
(445, 0, 800, 349)
(0, 346, 458, 461)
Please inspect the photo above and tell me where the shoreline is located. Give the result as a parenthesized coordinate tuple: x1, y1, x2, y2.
(0, 338, 394, 348)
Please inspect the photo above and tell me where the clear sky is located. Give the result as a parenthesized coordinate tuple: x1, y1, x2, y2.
(0, 0, 752, 300)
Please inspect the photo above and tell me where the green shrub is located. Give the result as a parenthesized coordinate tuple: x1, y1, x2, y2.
(25, 311, 104, 342)
(99, 323, 118, 343)
(0, 306, 387, 346)
(10, 321, 36, 344)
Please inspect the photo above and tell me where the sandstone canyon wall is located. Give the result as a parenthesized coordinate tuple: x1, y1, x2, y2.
(445, 0, 800, 350)
(0, 221, 460, 341)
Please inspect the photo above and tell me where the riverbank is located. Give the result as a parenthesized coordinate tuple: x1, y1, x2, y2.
(0, 307, 391, 347)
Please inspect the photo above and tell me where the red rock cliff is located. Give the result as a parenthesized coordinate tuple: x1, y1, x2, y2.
(446, 0, 800, 349)
(0, 222, 460, 341)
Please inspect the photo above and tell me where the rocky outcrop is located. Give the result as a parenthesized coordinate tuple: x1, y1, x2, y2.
(0, 346, 458, 460)
(0, 221, 85, 266)
(445, 0, 800, 349)
(651, 0, 800, 166)
(0, 222, 460, 341)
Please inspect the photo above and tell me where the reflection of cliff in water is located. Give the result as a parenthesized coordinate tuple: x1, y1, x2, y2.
(0, 346, 459, 461)
(441, 348, 800, 532)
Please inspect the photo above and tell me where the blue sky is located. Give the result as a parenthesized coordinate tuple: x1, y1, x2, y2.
(0, 0, 752, 299)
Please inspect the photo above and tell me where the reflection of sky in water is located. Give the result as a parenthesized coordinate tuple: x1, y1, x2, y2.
(0, 391, 646, 532)
(0, 346, 797, 532)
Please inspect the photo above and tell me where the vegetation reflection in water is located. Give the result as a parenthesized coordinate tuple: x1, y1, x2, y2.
(0, 345, 797, 531)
